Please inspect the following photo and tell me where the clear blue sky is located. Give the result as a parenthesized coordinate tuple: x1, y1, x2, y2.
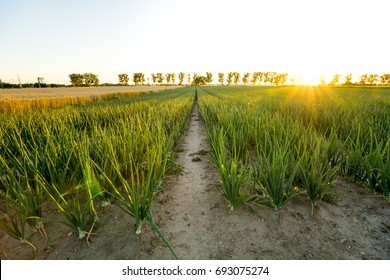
(1, 0, 389, 84)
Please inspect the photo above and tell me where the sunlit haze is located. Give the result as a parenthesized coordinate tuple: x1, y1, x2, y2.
(1, 0, 389, 85)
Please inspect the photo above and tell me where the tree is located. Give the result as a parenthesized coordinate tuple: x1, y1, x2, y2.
(330, 74, 342, 86)
(380, 73, 390, 85)
(251, 72, 259, 85)
(274, 73, 288, 86)
(133, 73, 145, 86)
(156, 73, 164, 85)
(269, 72, 277, 85)
(257, 72, 264, 85)
(273, 73, 279, 85)
(178, 72, 185, 85)
(263, 72, 270, 85)
(187, 73, 191, 85)
(233, 72, 240, 85)
(118, 73, 129, 85)
(226, 72, 233, 86)
(344, 74, 353, 85)
(205, 72, 213, 84)
(165, 73, 172, 84)
(69, 73, 84, 87)
(263, 72, 277, 85)
(281, 73, 289, 85)
(367, 74, 379, 85)
(359, 74, 369, 85)
(218, 72, 225, 85)
(171, 73, 176, 85)
(83, 73, 99, 86)
(151, 74, 158, 84)
(242, 72, 250, 85)
(192, 75, 207, 86)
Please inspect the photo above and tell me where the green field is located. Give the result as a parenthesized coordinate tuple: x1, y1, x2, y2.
(0, 86, 389, 257)
(0, 87, 193, 255)
(198, 86, 390, 213)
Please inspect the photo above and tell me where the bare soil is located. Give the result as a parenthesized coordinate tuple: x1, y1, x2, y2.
(0, 86, 179, 99)
(1, 102, 389, 260)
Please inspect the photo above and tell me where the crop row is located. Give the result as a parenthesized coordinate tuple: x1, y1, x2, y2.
(0, 88, 194, 256)
(198, 86, 390, 214)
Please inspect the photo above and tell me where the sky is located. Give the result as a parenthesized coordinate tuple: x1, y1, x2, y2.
(1, 0, 389, 85)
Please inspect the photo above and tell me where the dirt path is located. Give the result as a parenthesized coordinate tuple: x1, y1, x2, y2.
(1, 100, 389, 260)
(150, 101, 233, 259)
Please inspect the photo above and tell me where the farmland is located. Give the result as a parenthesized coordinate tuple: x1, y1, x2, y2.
(0, 86, 180, 99)
(0, 86, 180, 113)
(199, 86, 390, 211)
(0, 86, 389, 259)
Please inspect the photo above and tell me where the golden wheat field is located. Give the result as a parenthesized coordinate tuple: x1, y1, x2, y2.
(0, 86, 180, 113)
(0, 86, 179, 99)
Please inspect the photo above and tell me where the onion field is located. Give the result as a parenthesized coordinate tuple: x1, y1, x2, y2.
(199, 86, 390, 214)
(0, 86, 389, 259)
(0, 87, 193, 256)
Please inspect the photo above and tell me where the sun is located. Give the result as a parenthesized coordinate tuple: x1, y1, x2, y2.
(298, 71, 322, 86)
(289, 60, 337, 85)
(294, 65, 340, 86)
(295, 71, 338, 86)
(301, 76, 320, 86)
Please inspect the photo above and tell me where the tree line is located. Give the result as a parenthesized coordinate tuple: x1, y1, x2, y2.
(2, 72, 390, 88)
(66, 71, 291, 87)
(68, 73, 100, 87)
(116, 72, 390, 87)
(326, 73, 390, 86)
